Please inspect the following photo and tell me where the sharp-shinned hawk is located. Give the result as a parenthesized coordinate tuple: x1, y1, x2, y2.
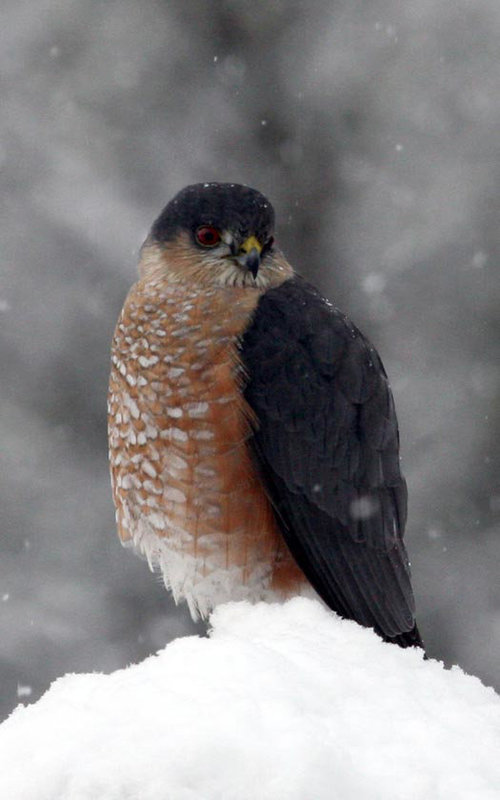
(108, 182, 423, 648)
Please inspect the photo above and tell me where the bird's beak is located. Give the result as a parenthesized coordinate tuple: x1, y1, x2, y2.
(238, 236, 262, 279)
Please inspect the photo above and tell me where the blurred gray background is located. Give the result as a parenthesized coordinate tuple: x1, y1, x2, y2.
(1, 0, 499, 721)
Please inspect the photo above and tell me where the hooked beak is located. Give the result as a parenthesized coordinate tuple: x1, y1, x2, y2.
(237, 235, 262, 279)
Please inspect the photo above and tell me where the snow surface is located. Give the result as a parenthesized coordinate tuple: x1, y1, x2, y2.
(1, 598, 499, 800)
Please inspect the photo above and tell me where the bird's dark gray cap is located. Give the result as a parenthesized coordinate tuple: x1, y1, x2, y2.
(150, 183, 275, 245)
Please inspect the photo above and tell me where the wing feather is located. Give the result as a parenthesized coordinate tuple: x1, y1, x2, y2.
(240, 277, 422, 647)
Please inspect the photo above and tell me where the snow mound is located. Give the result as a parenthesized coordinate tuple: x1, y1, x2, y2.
(1, 598, 499, 800)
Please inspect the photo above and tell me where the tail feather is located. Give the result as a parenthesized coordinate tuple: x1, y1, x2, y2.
(382, 623, 425, 651)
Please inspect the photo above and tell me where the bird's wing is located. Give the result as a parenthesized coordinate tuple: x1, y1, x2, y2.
(239, 277, 422, 646)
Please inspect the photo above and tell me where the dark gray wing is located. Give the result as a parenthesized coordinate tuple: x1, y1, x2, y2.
(240, 277, 422, 648)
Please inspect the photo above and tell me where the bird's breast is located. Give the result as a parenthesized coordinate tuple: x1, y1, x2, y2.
(108, 277, 307, 618)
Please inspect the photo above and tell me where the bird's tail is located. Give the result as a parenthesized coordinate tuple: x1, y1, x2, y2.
(383, 624, 425, 651)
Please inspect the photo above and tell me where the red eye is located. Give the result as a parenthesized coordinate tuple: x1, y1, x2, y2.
(195, 226, 221, 247)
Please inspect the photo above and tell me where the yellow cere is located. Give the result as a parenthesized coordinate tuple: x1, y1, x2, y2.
(239, 236, 262, 254)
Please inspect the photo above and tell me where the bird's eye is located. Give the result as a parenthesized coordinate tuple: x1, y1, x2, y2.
(195, 226, 221, 247)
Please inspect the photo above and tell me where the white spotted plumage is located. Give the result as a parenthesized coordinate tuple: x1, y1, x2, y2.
(108, 238, 312, 619)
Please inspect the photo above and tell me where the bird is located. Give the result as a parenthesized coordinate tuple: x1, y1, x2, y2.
(108, 182, 423, 649)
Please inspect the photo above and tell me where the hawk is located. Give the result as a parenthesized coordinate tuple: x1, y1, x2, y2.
(108, 182, 423, 648)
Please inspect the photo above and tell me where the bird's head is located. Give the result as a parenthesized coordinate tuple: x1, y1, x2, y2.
(139, 183, 292, 289)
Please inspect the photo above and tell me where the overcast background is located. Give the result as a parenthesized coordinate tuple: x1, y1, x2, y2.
(1, 0, 499, 721)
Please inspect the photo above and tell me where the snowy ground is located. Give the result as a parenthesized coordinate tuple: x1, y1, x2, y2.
(1, 599, 499, 800)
